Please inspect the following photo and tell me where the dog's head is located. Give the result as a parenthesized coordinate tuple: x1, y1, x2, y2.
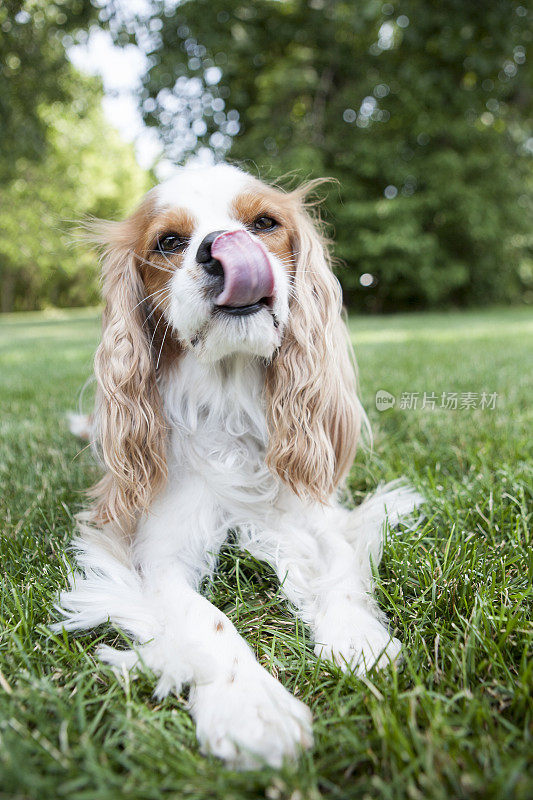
(89, 165, 361, 528)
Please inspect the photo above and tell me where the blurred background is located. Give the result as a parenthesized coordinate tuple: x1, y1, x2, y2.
(1, 0, 532, 314)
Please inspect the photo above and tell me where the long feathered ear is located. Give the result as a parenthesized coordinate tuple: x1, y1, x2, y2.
(87, 219, 167, 531)
(265, 195, 361, 502)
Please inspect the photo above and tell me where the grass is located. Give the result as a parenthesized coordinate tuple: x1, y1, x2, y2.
(0, 305, 531, 800)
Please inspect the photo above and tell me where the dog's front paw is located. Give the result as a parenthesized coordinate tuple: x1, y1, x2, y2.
(314, 601, 401, 677)
(190, 664, 313, 770)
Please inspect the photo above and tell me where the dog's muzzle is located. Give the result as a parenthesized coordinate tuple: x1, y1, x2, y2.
(196, 230, 275, 314)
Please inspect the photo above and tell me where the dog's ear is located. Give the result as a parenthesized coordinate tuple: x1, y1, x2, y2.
(265, 193, 361, 502)
(86, 215, 168, 531)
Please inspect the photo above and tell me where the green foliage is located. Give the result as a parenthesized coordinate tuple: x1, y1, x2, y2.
(0, 1, 151, 312)
(0, 0, 97, 180)
(3, 1, 533, 311)
(0, 74, 150, 311)
(0, 307, 531, 797)
(129, 0, 533, 310)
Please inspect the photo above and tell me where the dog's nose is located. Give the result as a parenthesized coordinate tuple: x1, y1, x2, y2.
(196, 229, 275, 308)
(211, 230, 275, 307)
(196, 230, 226, 277)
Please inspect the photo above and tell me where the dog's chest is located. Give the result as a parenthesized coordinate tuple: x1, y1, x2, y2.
(164, 359, 279, 515)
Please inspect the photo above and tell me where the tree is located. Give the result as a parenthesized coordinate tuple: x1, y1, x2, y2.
(0, 0, 150, 311)
(0, 0, 98, 181)
(0, 73, 149, 311)
(117, 0, 533, 310)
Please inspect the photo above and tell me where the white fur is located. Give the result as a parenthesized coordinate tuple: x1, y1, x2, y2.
(66, 412, 92, 440)
(59, 357, 422, 767)
(156, 165, 289, 362)
(58, 165, 424, 769)
(156, 164, 250, 218)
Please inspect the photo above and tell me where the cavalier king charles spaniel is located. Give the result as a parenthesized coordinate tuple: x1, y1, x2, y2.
(56, 164, 422, 770)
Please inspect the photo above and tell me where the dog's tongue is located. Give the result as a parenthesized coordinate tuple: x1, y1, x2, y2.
(211, 229, 275, 307)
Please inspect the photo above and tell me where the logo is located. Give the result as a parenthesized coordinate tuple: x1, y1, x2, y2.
(375, 390, 396, 411)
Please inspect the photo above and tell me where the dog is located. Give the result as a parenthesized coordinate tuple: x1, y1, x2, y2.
(56, 164, 422, 769)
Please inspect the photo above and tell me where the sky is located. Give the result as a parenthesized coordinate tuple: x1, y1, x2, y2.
(68, 27, 175, 177)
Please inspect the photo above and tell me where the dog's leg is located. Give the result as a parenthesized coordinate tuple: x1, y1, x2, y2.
(54, 480, 312, 770)
(241, 483, 422, 676)
(241, 512, 400, 675)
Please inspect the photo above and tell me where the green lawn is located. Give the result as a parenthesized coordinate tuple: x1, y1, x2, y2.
(0, 306, 531, 800)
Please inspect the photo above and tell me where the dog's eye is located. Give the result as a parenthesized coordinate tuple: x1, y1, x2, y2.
(157, 233, 188, 253)
(253, 215, 278, 232)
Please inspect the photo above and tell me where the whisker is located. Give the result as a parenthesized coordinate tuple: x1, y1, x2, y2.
(287, 293, 305, 310)
(130, 285, 169, 316)
(159, 248, 180, 272)
(149, 308, 166, 351)
(156, 320, 171, 370)
(143, 291, 172, 329)
(131, 250, 175, 274)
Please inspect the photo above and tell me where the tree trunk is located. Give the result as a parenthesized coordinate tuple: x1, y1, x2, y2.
(1, 270, 15, 313)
